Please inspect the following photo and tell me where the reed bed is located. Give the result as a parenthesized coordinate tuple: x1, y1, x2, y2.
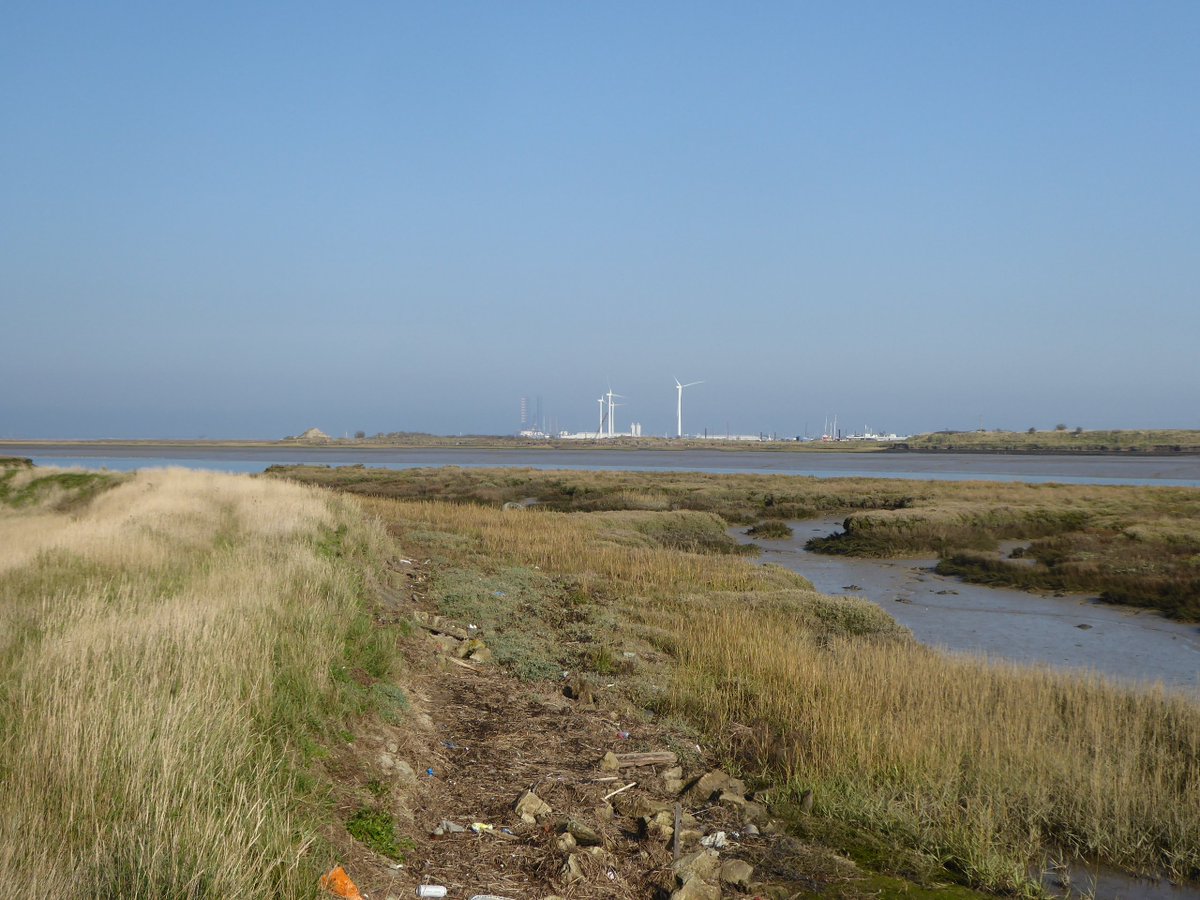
(0, 468, 390, 897)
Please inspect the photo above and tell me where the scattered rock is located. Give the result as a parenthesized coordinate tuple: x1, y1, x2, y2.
(439, 819, 465, 833)
(743, 823, 760, 836)
(662, 765, 685, 794)
(566, 820, 604, 847)
(720, 858, 755, 889)
(673, 848, 720, 886)
(599, 751, 621, 772)
(469, 645, 493, 663)
(560, 854, 585, 884)
(430, 633, 461, 654)
(563, 677, 595, 704)
(741, 800, 769, 826)
(688, 770, 746, 803)
(515, 790, 552, 823)
(670, 879, 721, 900)
(457, 637, 487, 659)
(717, 789, 746, 810)
(556, 833, 577, 853)
(641, 809, 676, 842)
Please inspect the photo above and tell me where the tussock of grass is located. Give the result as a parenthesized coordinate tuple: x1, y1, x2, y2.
(746, 520, 794, 539)
(0, 468, 394, 896)
(0, 464, 125, 512)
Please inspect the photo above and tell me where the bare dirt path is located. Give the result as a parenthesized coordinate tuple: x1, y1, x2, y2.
(323, 561, 861, 900)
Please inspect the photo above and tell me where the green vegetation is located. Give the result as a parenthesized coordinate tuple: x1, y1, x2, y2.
(346, 808, 410, 860)
(272, 466, 1200, 893)
(0, 462, 125, 511)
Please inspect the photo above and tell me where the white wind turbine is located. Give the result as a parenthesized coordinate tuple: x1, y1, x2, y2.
(605, 384, 625, 438)
(674, 378, 703, 438)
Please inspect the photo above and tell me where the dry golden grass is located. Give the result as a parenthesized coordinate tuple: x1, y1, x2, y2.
(365, 498, 807, 594)
(358, 494, 1200, 892)
(664, 604, 1200, 888)
(0, 468, 390, 897)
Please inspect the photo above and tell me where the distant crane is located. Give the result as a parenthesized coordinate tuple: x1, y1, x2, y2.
(674, 378, 703, 438)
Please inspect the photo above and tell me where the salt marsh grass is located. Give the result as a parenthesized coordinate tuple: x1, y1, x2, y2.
(354, 492, 1200, 893)
(0, 468, 390, 897)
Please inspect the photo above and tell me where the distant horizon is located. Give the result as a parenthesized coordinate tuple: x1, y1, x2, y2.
(3, 3, 1197, 438)
(5, 422, 1200, 443)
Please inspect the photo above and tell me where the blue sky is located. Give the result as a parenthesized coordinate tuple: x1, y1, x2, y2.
(2, 1, 1197, 438)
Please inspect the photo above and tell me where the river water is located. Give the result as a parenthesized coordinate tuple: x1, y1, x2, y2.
(737, 518, 1200, 694)
(6, 445, 1200, 486)
(737, 520, 1200, 898)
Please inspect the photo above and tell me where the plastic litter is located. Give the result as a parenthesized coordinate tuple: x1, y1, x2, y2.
(469, 895, 518, 900)
(616, 730, 630, 739)
(319, 865, 364, 899)
(700, 830, 728, 849)
(470, 822, 495, 834)
(493, 590, 506, 597)
(417, 887, 448, 898)
(425, 767, 436, 777)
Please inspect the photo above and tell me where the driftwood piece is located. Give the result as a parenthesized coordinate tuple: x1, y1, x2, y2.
(415, 620, 470, 641)
(673, 802, 681, 861)
(613, 751, 678, 769)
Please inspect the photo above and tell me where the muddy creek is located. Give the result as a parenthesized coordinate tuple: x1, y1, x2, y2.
(736, 518, 1200, 695)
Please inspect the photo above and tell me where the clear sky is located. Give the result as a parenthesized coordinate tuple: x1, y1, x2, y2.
(3, 1, 1197, 439)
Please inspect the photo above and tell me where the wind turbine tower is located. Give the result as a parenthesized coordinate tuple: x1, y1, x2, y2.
(675, 378, 703, 438)
(605, 388, 624, 438)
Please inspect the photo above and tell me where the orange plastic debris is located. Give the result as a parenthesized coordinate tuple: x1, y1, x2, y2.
(319, 865, 365, 900)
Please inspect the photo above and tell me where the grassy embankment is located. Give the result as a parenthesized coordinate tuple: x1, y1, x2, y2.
(0, 461, 405, 897)
(898, 429, 1200, 454)
(275, 464, 1200, 894)
(278, 465, 1200, 621)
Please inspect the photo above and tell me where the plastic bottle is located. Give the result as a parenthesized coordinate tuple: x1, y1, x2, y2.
(417, 886, 447, 898)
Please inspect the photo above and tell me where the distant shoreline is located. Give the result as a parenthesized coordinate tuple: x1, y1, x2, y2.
(4, 434, 1200, 457)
